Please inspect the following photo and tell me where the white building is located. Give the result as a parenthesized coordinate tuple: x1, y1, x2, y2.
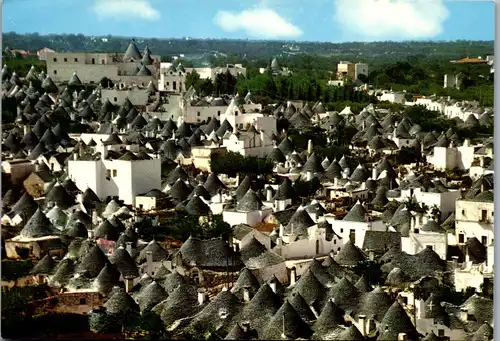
(427, 140, 475, 171)
(393, 187, 461, 221)
(325, 202, 386, 249)
(180, 96, 262, 124)
(402, 216, 448, 260)
(454, 193, 494, 247)
(188, 64, 247, 81)
(222, 130, 274, 158)
(67, 143, 161, 206)
(222, 189, 273, 227)
(378, 91, 405, 104)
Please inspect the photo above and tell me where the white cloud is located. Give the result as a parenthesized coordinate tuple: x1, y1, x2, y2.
(334, 0, 449, 40)
(92, 0, 161, 21)
(214, 7, 303, 39)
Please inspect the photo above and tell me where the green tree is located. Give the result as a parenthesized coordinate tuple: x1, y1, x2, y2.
(185, 70, 201, 92)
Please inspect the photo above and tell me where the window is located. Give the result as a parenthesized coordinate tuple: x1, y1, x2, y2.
(414, 228, 419, 234)
(90, 81, 95, 84)
(462, 209, 466, 216)
(197, 112, 201, 117)
(426, 245, 433, 250)
(235, 111, 239, 116)
(101, 59, 105, 64)
(458, 233, 465, 243)
(167, 82, 170, 86)
(482, 236, 487, 245)
(492, 211, 494, 216)
(80, 298, 87, 305)
(106, 170, 111, 178)
(53, 57, 57, 62)
(53, 70, 57, 74)
(64, 58, 67, 62)
(481, 210, 488, 222)
(197, 119, 201, 123)
(114, 97, 118, 102)
(92, 58, 95, 64)
(340, 228, 343, 233)
(173, 81, 177, 90)
(218, 111, 221, 116)
(112, 169, 117, 177)
(74, 58, 78, 62)
(334, 240, 336, 244)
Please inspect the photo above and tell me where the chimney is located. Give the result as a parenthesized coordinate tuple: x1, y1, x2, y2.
(398, 333, 408, 341)
(198, 290, 206, 305)
(410, 216, 416, 230)
(269, 281, 277, 293)
(243, 287, 251, 302)
(88, 229, 95, 239)
(307, 140, 313, 155)
(480, 157, 485, 168)
(127, 123, 131, 130)
(465, 245, 471, 264)
(23, 125, 29, 135)
(372, 168, 378, 180)
(369, 251, 375, 261)
(146, 251, 153, 275)
(35, 162, 40, 172)
(92, 210, 99, 225)
(358, 315, 367, 336)
(236, 173, 240, 187)
(125, 278, 133, 293)
(126, 242, 133, 256)
(334, 177, 339, 187)
(290, 268, 296, 286)
(266, 187, 273, 201)
(241, 321, 250, 333)
(422, 215, 428, 225)
(460, 308, 470, 321)
(306, 171, 313, 181)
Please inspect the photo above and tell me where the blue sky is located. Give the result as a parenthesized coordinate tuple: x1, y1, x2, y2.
(2, 0, 495, 42)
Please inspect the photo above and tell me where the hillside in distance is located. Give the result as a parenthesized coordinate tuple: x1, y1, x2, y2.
(4, 32, 494, 62)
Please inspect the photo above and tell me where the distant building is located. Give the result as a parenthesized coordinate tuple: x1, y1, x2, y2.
(158, 63, 247, 93)
(45, 39, 160, 86)
(378, 90, 405, 104)
(451, 57, 488, 65)
(259, 58, 292, 76)
(443, 73, 462, 89)
(337, 61, 368, 81)
(37, 47, 55, 61)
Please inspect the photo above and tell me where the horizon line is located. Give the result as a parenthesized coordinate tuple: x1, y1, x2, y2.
(4, 31, 495, 45)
